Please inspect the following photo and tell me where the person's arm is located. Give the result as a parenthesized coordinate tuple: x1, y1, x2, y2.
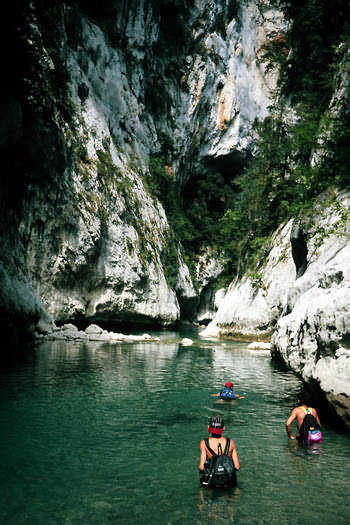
(285, 408, 298, 439)
(210, 392, 220, 397)
(198, 440, 207, 471)
(230, 440, 240, 470)
(235, 393, 245, 399)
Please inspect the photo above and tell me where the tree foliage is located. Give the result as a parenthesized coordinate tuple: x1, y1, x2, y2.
(147, 0, 350, 287)
(215, 0, 350, 279)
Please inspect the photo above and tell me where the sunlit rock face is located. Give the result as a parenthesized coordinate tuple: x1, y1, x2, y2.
(195, 248, 224, 325)
(271, 191, 350, 429)
(201, 221, 296, 339)
(0, 0, 285, 331)
(269, 43, 350, 427)
(202, 191, 350, 426)
(199, 3, 285, 160)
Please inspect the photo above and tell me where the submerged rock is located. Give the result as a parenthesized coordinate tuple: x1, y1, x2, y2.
(247, 341, 271, 350)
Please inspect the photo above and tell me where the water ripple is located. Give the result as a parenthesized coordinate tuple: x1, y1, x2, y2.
(0, 336, 350, 524)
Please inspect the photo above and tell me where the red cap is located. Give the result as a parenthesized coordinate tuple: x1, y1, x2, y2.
(225, 382, 233, 388)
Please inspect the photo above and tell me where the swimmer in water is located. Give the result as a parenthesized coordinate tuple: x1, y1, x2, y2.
(211, 382, 245, 401)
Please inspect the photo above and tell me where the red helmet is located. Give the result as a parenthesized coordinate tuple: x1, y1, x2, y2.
(225, 381, 233, 388)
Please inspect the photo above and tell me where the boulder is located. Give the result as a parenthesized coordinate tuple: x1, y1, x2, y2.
(201, 221, 295, 339)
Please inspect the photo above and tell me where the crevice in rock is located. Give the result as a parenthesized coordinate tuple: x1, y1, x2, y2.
(340, 333, 350, 349)
(306, 379, 350, 431)
(197, 282, 217, 326)
(290, 221, 308, 278)
(177, 294, 199, 323)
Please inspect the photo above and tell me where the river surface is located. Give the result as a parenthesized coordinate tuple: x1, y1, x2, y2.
(1, 328, 350, 525)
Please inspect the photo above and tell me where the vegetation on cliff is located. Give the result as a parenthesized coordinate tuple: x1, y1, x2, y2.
(2, 0, 350, 327)
(215, 0, 350, 279)
(134, 0, 350, 289)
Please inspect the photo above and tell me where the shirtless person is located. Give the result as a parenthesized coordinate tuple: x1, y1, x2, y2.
(285, 391, 322, 442)
(199, 414, 240, 486)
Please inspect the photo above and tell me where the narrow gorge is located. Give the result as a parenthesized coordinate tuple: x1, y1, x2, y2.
(1, 0, 350, 428)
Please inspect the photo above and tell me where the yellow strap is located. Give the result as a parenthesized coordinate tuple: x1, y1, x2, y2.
(301, 406, 312, 415)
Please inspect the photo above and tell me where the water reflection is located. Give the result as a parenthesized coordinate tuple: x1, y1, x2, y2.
(197, 487, 241, 524)
(1, 333, 350, 525)
(286, 438, 323, 457)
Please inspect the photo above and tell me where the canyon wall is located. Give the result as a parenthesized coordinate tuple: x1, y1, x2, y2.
(0, 0, 285, 333)
(202, 191, 350, 428)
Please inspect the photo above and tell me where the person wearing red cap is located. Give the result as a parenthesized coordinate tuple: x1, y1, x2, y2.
(198, 414, 240, 487)
(211, 381, 245, 400)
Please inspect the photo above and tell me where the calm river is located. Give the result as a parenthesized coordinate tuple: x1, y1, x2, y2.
(1, 329, 350, 525)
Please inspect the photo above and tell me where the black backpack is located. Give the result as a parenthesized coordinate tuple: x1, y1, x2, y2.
(298, 412, 321, 443)
(201, 438, 237, 488)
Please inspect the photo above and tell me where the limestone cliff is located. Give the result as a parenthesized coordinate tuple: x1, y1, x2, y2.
(200, 9, 350, 427)
(201, 220, 296, 340)
(0, 0, 285, 333)
(271, 191, 350, 429)
(202, 191, 350, 428)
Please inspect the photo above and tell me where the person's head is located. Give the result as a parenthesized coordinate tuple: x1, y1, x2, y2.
(298, 391, 312, 406)
(225, 381, 234, 389)
(208, 414, 224, 436)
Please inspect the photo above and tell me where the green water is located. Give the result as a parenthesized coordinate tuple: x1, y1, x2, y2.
(1, 330, 350, 525)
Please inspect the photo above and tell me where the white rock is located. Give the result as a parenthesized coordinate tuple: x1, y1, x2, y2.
(201, 221, 295, 339)
(60, 323, 79, 332)
(180, 338, 193, 346)
(85, 324, 104, 335)
(247, 341, 271, 350)
(272, 191, 350, 428)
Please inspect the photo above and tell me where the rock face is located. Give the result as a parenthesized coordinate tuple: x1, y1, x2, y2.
(271, 191, 350, 429)
(195, 248, 224, 325)
(203, 191, 350, 428)
(2, 2, 349, 428)
(0, 0, 285, 332)
(201, 221, 296, 339)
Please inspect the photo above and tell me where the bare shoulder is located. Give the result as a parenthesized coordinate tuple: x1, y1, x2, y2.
(293, 406, 305, 418)
(286, 406, 299, 424)
(228, 437, 236, 450)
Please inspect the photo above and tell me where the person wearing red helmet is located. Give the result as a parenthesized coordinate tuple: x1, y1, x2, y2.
(198, 414, 240, 488)
(211, 381, 245, 400)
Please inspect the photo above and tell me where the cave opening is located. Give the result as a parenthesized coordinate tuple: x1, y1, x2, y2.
(179, 150, 249, 254)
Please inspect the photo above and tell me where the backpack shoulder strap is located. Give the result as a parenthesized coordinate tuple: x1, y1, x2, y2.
(224, 438, 231, 455)
(205, 438, 217, 456)
(302, 406, 313, 414)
